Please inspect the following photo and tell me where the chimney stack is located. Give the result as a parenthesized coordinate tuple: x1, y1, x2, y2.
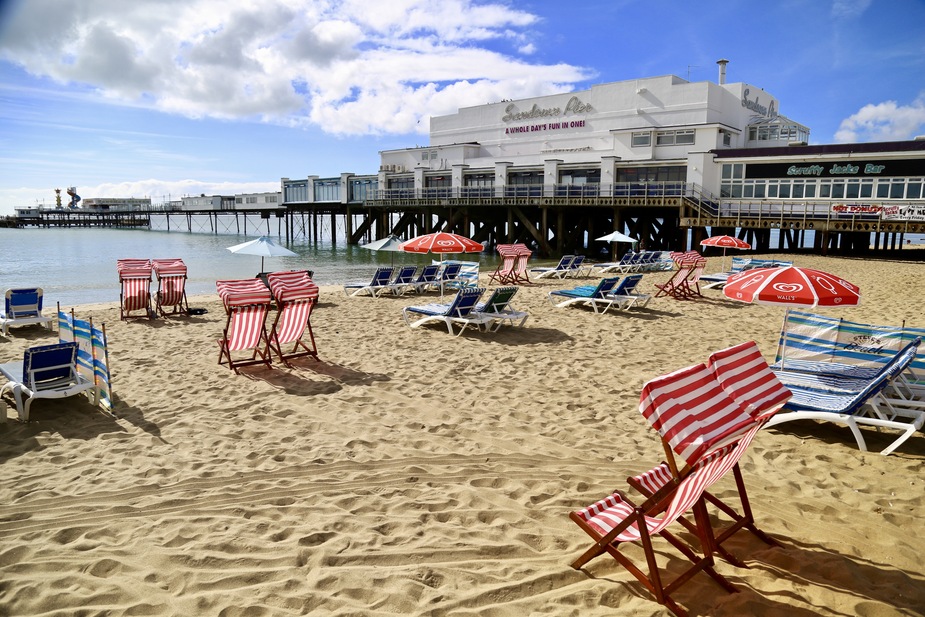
(717, 58, 729, 84)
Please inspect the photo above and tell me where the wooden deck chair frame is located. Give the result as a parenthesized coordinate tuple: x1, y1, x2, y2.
(512, 247, 532, 284)
(488, 245, 518, 285)
(152, 259, 190, 317)
(570, 444, 742, 617)
(217, 302, 272, 373)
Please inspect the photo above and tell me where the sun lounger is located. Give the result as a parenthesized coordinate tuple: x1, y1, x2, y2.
(0, 342, 98, 422)
(530, 255, 574, 279)
(473, 286, 528, 331)
(402, 287, 488, 336)
(548, 277, 623, 314)
(344, 266, 395, 297)
(1, 288, 55, 336)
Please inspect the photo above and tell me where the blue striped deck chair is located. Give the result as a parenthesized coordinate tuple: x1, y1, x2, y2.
(343, 266, 395, 297)
(591, 251, 636, 274)
(0, 342, 98, 422)
(1, 288, 55, 336)
(767, 338, 923, 455)
(548, 277, 622, 314)
(402, 287, 487, 336)
(530, 255, 574, 279)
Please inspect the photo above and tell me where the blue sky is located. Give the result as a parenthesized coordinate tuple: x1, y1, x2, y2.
(1, 0, 924, 215)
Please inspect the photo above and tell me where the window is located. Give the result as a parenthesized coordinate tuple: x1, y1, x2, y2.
(631, 132, 651, 147)
(890, 182, 905, 199)
(722, 131, 732, 146)
(792, 181, 804, 199)
(654, 129, 695, 146)
(831, 181, 844, 199)
(907, 181, 922, 199)
(246, 196, 258, 204)
(860, 180, 873, 198)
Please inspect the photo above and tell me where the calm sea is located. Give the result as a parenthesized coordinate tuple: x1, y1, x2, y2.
(3, 220, 922, 308)
(0, 224, 503, 307)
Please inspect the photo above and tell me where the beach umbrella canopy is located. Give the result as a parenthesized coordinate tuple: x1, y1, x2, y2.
(360, 234, 406, 265)
(400, 231, 484, 254)
(723, 266, 861, 308)
(401, 231, 483, 297)
(596, 230, 637, 244)
(226, 236, 297, 272)
(700, 235, 751, 272)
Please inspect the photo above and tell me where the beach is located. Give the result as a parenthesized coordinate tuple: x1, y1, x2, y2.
(1, 253, 924, 616)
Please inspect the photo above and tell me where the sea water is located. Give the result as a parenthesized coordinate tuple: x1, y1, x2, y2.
(0, 226, 502, 307)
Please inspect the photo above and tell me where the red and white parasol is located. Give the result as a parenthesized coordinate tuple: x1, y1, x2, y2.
(722, 266, 861, 308)
(700, 235, 751, 272)
(400, 232, 484, 254)
(401, 231, 484, 296)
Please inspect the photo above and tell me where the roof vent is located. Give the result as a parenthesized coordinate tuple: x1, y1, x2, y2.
(788, 141, 808, 146)
(914, 135, 925, 141)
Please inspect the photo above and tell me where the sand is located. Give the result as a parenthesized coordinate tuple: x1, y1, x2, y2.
(1, 253, 924, 617)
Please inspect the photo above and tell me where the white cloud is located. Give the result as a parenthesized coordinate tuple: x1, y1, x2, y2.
(834, 95, 925, 143)
(0, 0, 592, 136)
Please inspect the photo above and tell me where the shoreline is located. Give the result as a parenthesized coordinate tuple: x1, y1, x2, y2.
(2, 252, 924, 616)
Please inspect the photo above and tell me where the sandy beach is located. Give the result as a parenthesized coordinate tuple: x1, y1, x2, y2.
(1, 253, 924, 616)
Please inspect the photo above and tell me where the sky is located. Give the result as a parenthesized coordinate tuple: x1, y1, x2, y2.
(1, 0, 924, 215)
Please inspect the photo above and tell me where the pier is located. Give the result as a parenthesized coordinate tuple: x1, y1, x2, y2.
(7, 183, 924, 259)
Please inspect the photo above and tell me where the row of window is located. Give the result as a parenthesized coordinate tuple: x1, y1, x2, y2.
(631, 129, 695, 147)
(721, 178, 925, 200)
(746, 124, 808, 143)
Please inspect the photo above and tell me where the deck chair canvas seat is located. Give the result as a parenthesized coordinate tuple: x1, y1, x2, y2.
(344, 267, 395, 297)
(548, 277, 624, 314)
(1, 288, 55, 336)
(0, 342, 98, 422)
(217, 279, 273, 310)
(402, 287, 487, 336)
(265, 271, 319, 366)
(511, 245, 533, 284)
(473, 286, 528, 331)
(117, 259, 154, 320)
(570, 443, 743, 617)
(152, 259, 190, 317)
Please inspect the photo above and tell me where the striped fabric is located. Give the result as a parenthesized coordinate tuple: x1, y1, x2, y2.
(572, 444, 736, 542)
(639, 363, 755, 465)
(152, 259, 187, 277)
(117, 258, 152, 271)
(226, 304, 270, 351)
(708, 341, 792, 420)
(782, 339, 920, 414)
(629, 462, 675, 495)
(122, 277, 151, 312)
(216, 279, 272, 308)
(266, 270, 319, 302)
(774, 310, 925, 376)
(270, 299, 313, 346)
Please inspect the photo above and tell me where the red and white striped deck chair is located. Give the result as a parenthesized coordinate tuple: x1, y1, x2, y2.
(117, 259, 153, 320)
(488, 245, 518, 285)
(677, 257, 707, 298)
(570, 443, 742, 617)
(216, 281, 272, 373)
(632, 356, 785, 566)
(653, 259, 694, 299)
(512, 244, 533, 284)
(152, 258, 189, 317)
(266, 271, 320, 366)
